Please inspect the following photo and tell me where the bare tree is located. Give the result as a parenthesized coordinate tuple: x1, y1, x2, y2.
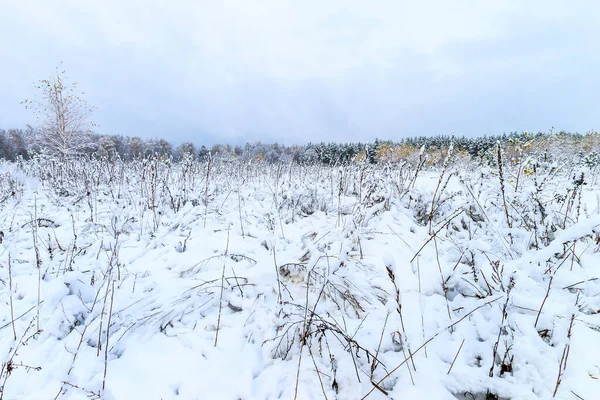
(176, 142, 196, 159)
(127, 136, 145, 159)
(22, 64, 96, 158)
(97, 135, 119, 157)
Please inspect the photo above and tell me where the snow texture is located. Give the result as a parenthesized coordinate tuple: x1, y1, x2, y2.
(0, 154, 599, 400)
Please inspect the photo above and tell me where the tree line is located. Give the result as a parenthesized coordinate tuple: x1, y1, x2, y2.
(7, 66, 599, 165)
(2, 125, 598, 165)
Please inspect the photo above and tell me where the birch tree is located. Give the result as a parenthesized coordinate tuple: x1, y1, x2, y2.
(22, 65, 96, 158)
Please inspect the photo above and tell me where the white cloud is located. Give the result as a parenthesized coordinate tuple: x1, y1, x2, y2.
(1, 0, 599, 142)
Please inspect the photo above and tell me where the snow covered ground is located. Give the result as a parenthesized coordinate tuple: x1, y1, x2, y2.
(1, 153, 600, 399)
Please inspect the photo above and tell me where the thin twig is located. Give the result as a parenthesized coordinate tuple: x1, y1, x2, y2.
(8, 254, 16, 341)
(535, 276, 553, 328)
(102, 280, 115, 393)
(447, 339, 465, 375)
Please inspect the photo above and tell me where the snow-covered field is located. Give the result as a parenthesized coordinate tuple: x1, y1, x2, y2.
(1, 152, 600, 400)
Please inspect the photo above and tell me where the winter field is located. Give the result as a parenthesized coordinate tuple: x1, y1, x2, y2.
(1, 146, 600, 400)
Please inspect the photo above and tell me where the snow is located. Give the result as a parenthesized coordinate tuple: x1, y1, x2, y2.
(0, 155, 600, 399)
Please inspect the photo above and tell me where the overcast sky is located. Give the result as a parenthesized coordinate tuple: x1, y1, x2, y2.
(1, 1, 599, 145)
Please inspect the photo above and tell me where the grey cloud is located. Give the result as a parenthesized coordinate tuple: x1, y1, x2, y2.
(1, 1, 599, 144)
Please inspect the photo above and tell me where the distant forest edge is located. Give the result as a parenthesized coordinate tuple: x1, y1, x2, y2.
(1, 127, 599, 165)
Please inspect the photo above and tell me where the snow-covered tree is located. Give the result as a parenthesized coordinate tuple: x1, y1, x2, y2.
(96, 135, 119, 157)
(175, 142, 196, 160)
(22, 65, 96, 158)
